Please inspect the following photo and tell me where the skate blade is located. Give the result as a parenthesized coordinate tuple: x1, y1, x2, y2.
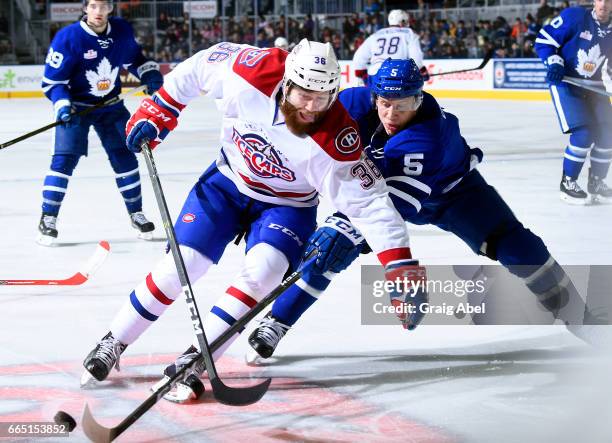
(36, 233, 56, 246)
(137, 231, 154, 241)
(245, 349, 266, 367)
(560, 193, 588, 205)
(80, 371, 98, 388)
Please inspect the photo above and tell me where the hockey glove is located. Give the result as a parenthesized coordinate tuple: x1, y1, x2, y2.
(125, 96, 178, 152)
(385, 260, 428, 330)
(304, 213, 365, 274)
(545, 55, 565, 86)
(55, 102, 80, 128)
(140, 69, 164, 95)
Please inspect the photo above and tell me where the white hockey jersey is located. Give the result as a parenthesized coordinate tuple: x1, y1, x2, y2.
(158, 42, 412, 265)
(353, 26, 424, 76)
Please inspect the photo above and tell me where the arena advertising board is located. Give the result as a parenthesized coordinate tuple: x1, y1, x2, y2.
(0, 58, 550, 98)
(492, 59, 548, 89)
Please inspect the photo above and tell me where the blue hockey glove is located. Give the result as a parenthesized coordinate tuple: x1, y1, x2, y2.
(55, 102, 80, 128)
(140, 69, 164, 95)
(545, 55, 565, 86)
(304, 213, 365, 274)
(385, 260, 428, 330)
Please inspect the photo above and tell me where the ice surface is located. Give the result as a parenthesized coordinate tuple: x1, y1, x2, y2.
(0, 96, 610, 442)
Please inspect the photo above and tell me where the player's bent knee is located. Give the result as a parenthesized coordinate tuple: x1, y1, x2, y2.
(568, 126, 595, 152)
(234, 243, 289, 300)
(480, 222, 550, 270)
(50, 153, 80, 175)
(151, 245, 213, 296)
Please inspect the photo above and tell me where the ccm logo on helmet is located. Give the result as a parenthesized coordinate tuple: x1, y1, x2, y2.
(334, 127, 361, 154)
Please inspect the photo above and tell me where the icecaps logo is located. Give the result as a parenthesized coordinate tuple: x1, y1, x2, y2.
(334, 127, 361, 154)
(85, 57, 119, 97)
(232, 129, 296, 181)
(576, 44, 605, 78)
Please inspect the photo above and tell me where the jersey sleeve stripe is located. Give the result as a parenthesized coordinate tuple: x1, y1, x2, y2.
(388, 186, 422, 212)
(156, 87, 186, 114)
(386, 176, 432, 195)
(42, 77, 70, 85)
(535, 29, 560, 48)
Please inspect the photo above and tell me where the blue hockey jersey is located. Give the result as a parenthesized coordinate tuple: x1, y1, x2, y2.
(339, 87, 482, 219)
(42, 17, 154, 107)
(535, 7, 611, 81)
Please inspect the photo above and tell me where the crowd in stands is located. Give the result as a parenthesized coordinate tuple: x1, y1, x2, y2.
(0, 0, 580, 65)
(126, 0, 573, 63)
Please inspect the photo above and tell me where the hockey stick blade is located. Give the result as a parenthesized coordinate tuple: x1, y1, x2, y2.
(210, 376, 271, 406)
(0, 241, 110, 286)
(82, 403, 117, 443)
(81, 253, 315, 441)
(430, 49, 493, 77)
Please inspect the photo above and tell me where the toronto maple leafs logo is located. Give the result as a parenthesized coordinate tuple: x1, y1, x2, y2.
(85, 57, 119, 97)
(576, 44, 606, 78)
(232, 129, 296, 181)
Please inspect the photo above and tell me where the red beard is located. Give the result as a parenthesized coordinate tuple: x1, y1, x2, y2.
(280, 99, 326, 136)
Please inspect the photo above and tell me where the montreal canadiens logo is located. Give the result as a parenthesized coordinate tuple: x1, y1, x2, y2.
(334, 127, 361, 154)
(232, 129, 296, 181)
(182, 213, 196, 223)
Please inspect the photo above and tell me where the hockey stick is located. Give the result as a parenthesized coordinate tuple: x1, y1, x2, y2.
(82, 250, 317, 442)
(562, 77, 612, 97)
(141, 144, 269, 405)
(0, 85, 146, 151)
(429, 49, 494, 77)
(0, 241, 110, 286)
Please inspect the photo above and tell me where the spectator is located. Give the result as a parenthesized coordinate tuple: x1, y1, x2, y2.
(536, 0, 554, 26)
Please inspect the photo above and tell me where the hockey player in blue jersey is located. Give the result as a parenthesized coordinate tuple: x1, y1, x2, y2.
(535, 0, 612, 204)
(247, 58, 591, 361)
(38, 0, 163, 245)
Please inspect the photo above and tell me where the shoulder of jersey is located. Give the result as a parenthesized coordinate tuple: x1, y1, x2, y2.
(232, 47, 287, 97)
(309, 100, 362, 162)
(109, 16, 132, 30)
(53, 22, 80, 43)
(561, 6, 589, 21)
(339, 87, 372, 119)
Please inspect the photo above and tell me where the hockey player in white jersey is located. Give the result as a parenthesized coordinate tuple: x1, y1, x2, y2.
(82, 39, 421, 402)
(352, 9, 426, 84)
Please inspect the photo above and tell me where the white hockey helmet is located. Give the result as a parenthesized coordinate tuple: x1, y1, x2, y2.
(274, 36, 289, 50)
(283, 38, 340, 94)
(388, 9, 409, 26)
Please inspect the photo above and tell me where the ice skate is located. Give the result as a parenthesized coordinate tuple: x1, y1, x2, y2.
(151, 345, 206, 403)
(37, 213, 58, 246)
(81, 332, 127, 386)
(587, 168, 612, 204)
(246, 313, 290, 366)
(560, 174, 588, 205)
(129, 211, 155, 240)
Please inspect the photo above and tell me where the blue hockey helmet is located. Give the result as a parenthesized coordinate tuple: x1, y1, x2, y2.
(371, 58, 424, 99)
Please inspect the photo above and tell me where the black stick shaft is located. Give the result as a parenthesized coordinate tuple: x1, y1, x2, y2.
(0, 85, 146, 150)
(429, 49, 493, 77)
